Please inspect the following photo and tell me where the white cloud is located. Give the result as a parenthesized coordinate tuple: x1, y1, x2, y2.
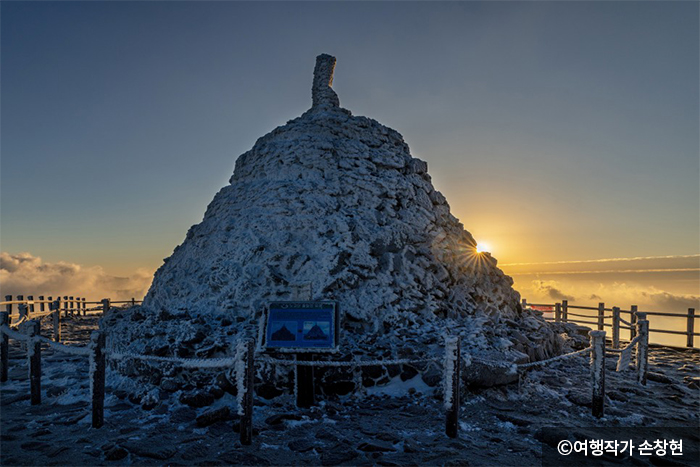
(501, 254, 700, 267)
(532, 279, 576, 301)
(515, 277, 699, 312)
(0, 252, 153, 301)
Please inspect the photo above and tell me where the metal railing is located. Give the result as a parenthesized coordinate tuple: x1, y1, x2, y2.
(1, 295, 143, 325)
(522, 298, 697, 348)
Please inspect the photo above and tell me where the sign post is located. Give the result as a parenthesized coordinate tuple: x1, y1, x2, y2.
(263, 301, 339, 407)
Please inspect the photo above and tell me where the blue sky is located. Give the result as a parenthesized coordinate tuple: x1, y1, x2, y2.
(1, 1, 698, 313)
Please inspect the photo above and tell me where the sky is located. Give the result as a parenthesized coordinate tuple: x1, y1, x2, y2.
(1, 1, 698, 338)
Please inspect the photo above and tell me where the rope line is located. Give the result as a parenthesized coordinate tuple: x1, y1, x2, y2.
(516, 347, 592, 369)
(615, 335, 641, 371)
(0, 325, 29, 341)
(471, 356, 517, 369)
(34, 335, 91, 356)
(257, 356, 440, 368)
(7, 316, 28, 329)
(108, 351, 237, 369)
(619, 317, 632, 327)
(28, 311, 55, 319)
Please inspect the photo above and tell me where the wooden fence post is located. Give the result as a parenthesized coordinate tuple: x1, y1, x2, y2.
(4, 296, 11, 325)
(17, 296, 24, 324)
(101, 298, 110, 314)
(82, 298, 86, 316)
(1, 312, 8, 382)
(597, 302, 605, 331)
(630, 305, 638, 340)
(612, 307, 620, 349)
(28, 320, 41, 405)
(17, 304, 28, 353)
(687, 308, 695, 348)
(636, 313, 648, 386)
(296, 354, 315, 408)
(555, 303, 561, 323)
(445, 336, 461, 438)
(240, 338, 255, 445)
(131, 297, 136, 307)
(38, 296, 45, 314)
(562, 299, 568, 322)
(69, 296, 74, 317)
(63, 296, 69, 317)
(90, 330, 106, 428)
(27, 296, 34, 314)
(18, 303, 28, 323)
(521, 298, 527, 308)
(589, 330, 605, 418)
(53, 299, 61, 342)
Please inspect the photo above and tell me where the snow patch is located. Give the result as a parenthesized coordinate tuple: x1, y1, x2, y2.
(365, 374, 434, 397)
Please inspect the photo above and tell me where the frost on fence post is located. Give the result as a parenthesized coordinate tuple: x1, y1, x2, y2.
(28, 320, 41, 405)
(1, 311, 9, 382)
(562, 299, 568, 322)
(444, 335, 461, 438)
(597, 303, 605, 331)
(635, 314, 649, 386)
(4, 296, 12, 325)
(90, 330, 106, 428)
(52, 300, 61, 342)
(101, 298, 111, 315)
(589, 330, 605, 418)
(18, 303, 27, 323)
(687, 308, 695, 348)
(237, 338, 255, 445)
(612, 307, 620, 349)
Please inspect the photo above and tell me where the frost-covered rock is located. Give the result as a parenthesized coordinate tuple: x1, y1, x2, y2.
(105, 54, 561, 397)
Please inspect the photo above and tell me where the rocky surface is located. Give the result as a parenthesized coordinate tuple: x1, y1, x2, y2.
(105, 54, 561, 395)
(1, 316, 698, 466)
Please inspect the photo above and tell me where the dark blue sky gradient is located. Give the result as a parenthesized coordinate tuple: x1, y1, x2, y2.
(1, 1, 698, 274)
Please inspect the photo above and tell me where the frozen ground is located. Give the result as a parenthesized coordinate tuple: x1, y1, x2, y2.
(1, 316, 698, 466)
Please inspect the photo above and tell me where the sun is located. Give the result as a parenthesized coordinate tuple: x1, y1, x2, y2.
(476, 242, 490, 254)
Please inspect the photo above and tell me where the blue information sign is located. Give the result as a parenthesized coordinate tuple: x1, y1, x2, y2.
(265, 301, 339, 351)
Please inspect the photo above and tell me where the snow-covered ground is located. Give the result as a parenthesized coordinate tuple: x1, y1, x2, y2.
(1, 316, 698, 466)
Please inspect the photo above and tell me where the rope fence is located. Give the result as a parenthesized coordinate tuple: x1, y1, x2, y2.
(257, 356, 440, 368)
(108, 351, 238, 369)
(0, 303, 654, 441)
(516, 346, 591, 369)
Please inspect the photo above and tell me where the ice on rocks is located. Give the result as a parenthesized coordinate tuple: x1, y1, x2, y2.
(105, 54, 561, 396)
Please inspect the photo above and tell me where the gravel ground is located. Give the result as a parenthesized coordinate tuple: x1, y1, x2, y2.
(1, 316, 698, 466)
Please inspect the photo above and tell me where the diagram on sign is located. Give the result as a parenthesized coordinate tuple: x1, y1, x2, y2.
(303, 321, 329, 341)
(270, 321, 297, 342)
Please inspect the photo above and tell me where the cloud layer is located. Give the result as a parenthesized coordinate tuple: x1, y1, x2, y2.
(515, 277, 699, 312)
(501, 254, 700, 275)
(0, 252, 153, 301)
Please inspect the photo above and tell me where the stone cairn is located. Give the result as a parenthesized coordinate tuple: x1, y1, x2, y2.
(105, 54, 561, 404)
